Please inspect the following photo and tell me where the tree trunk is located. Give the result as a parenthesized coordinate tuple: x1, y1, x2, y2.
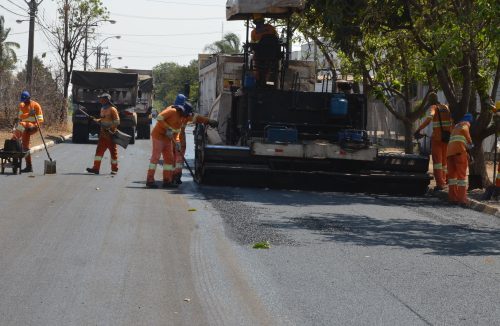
(403, 120, 414, 154)
(468, 143, 491, 189)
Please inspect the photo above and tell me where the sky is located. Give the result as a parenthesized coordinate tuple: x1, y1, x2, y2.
(2, 0, 249, 71)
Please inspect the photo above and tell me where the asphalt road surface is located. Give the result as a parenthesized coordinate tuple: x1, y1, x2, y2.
(0, 129, 499, 326)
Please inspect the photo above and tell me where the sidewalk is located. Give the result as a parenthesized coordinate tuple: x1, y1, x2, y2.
(428, 161, 500, 218)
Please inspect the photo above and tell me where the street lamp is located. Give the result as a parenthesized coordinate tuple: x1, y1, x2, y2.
(82, 19, 116, 71)
(91, 35, 121, 69)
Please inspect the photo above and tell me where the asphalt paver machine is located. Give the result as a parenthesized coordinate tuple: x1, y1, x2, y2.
(194, 0, 431, 195)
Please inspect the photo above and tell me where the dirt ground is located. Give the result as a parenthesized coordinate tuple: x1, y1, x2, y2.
(0, 122, 72, 148)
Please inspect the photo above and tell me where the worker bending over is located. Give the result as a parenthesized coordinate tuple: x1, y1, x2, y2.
(146, 94, 218, 188)
(12, 91, 44, 173)
(172, 102, 218, 185)
(86, 93, 120, 175)
(446, 113, 473, 206)
(414, 92, 453, 191)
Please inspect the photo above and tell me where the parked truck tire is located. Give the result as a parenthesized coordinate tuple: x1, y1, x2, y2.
(72, 124, 89, 143)
(137, 124, 151, 139)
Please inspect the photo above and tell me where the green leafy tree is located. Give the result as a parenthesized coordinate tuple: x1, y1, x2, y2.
(204, 33, 242, 54)
(153, 60, 200, 109)
(0, 16, 20, 72)
(42, 0, 109, 123)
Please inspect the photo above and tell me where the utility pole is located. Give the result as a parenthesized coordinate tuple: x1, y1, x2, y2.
(104, 53, 109, 68)
(25, 0, 41, 90)
(63, 0, 69, 99)
(83, 21, 89, 71)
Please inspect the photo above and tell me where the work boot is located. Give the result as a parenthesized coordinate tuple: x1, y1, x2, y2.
(21, 165, 33, 173)
(86, 167, 99, 175)
(111, 169, 118, 175)
(146, 181, 158, 189)
(162, 181, 178, 188)
(173, 174, 182, 185)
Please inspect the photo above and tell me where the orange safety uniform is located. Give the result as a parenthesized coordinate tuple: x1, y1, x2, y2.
(416, 104, 453, 188)
(251, 24, 278, 43)
(491, 101, 500, 186)
(446, 121, 472, 204)
(90, 105, 120, 172)
(148, 106, 183, 184)
(172, 113, 210, 180)
(13, 100, 44, 166)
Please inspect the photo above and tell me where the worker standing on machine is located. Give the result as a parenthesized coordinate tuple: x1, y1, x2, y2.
(250, 13, 280, 87)
(12, 91, 44, 173)
(86, 93, 120, 175)
(446, 113, 473, 206)
(414, 92, 453, 191)
(172, 102, 218, 185)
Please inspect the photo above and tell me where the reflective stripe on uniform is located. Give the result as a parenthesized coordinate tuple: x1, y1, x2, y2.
(18, 110, 24, 117)
(24, 116, 36, 122)
(111, 159, 118, 164)
(457, 179, 467, 187)
(433, 163, 443, 169)
(94, 156, 103, 161)
(156, 115, 165, 121)
(16, 124, 25, 132)
(432, 121, 452, 128)
(449, 135, 467, 144)
(149, 163, 157, 170)
(448, 178, 458, 185)
(36, 115, 44, 121)
(175, 163, 183, 169)
(496, 174, 500, 180)
(163, 164, 175, 171)
(112, 119, 120, 125)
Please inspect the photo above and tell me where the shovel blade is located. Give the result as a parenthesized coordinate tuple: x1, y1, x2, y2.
(44, 160, 56, 174)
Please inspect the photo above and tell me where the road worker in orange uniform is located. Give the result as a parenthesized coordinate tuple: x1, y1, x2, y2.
(446, 113, 473, 206)
(12, 91, 44, 173)
(250, 13, 278, 43)
(414, 92, 453, 191)
(250, 13, 279, 87)
(147, 94, 218, 188)
(172, 102, 217, 185)
(86, 93, 120, 175)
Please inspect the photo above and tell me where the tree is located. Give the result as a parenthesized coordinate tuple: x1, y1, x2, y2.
(295, 1, 431, 153)
(204, 33, 242, 54)
(0, 16, 20, 72)
(153, 60, 200, 108)
(41, 0, 109, 123)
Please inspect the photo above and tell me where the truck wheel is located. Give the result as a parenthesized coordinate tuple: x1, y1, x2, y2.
(142, 124, 151, 139)
(194, 125, 206, 183)
(72, 124, 89, 143)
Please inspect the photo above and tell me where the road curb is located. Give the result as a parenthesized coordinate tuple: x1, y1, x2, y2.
(430, 189, 500, 219)
(29, 133, 72, 154)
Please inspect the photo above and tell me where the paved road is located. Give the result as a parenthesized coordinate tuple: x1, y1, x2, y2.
(0, 130, 499, 325)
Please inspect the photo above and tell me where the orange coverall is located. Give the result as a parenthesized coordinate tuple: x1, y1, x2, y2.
(446, 121, 472, 204)
(172, 114, 210, 181)
(251, 24, 278, 43)
(13, 100, 44, 166)
(90, 105, 120, 172)
(415, 104, 453, 188)
(148, 106, 184, 184)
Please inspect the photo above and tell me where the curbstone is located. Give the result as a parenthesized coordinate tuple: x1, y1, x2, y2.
(29, 134, 72, 154)
(430, 188, 500, 219)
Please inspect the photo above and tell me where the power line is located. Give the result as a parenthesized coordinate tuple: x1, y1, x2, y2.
(145, 0, 220, 7)
(110, 12, 224, 21)
(7, 0, 27, 12)
(100, 31, 221, 37)
(0, 3, 28, 17)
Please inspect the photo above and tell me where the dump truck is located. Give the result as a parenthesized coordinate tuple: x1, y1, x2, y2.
(115, 69, 154, 139)
(71, 69, 138, 144)
(193, 0, 431, 195)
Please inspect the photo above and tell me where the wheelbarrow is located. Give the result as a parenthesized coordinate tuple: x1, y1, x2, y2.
(0, 139, 29, 174)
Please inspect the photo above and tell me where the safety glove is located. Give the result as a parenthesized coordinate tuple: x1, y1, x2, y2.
(208, 119, 219, 128)
(413, 131, 423, 140)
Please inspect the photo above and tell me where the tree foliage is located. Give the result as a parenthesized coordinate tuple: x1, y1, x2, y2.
(0, 16, 20, 73)
(204, 33, 242, 55)
(153, 60, 199, 109)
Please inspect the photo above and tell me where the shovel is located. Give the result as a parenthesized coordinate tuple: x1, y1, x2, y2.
(33, 113, 56, 174)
